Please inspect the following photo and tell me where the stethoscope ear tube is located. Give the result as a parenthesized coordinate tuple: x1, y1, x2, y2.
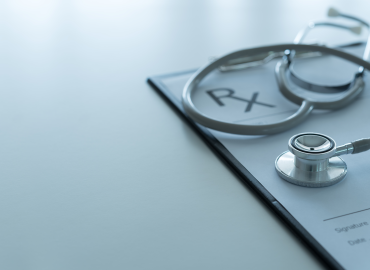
(182, 44, 370, 135)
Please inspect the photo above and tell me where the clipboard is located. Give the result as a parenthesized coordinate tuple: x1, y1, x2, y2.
(147, 69, 342, 270)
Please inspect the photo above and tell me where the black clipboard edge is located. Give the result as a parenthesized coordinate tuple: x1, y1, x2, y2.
(147, 70, 343, 270)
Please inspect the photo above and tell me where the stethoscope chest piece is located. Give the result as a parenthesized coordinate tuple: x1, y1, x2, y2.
(275, 133, 347, 187)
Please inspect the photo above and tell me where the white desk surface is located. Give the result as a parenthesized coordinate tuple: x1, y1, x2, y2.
(0, 0, 368, 269)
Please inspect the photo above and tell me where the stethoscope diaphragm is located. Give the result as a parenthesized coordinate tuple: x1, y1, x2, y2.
(275, 133, 370, 187)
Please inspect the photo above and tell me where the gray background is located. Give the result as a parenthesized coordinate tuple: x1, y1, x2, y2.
(0, 0, 368, 269)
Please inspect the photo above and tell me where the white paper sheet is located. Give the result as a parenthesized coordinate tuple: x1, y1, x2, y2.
(161, 44, 370, 269)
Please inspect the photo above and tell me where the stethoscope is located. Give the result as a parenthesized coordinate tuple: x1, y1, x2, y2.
(181, 8, 370, 187)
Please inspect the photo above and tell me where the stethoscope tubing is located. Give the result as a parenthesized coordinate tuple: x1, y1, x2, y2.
(182, 44, 370, 135)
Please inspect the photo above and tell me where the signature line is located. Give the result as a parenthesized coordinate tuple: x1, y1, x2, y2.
(323, 208, 370, 221)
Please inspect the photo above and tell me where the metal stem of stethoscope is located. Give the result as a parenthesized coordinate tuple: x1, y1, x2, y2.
(275, 133, 370, 187)
(328, 7, 370, 67)
(291, 7, 370, 80)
